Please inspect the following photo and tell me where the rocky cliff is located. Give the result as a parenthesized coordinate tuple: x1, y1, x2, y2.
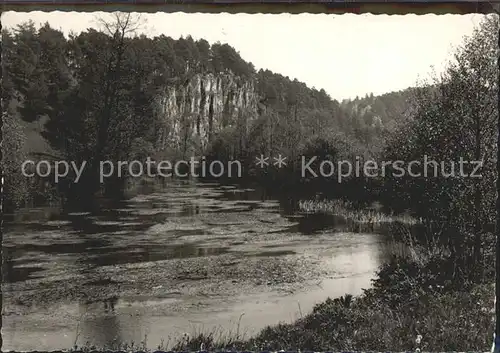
(155, 72, 259, 152)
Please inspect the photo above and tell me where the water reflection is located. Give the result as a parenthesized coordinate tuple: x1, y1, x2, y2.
(2, 247, 45, 283)
(81, 244, 230, 267)
(79, 297, 124, 349)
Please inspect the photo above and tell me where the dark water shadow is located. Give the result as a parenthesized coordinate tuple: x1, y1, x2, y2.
(80, 244, 231, 268)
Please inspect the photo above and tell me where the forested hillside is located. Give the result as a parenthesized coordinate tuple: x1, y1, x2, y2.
(2, 15, 412, 209)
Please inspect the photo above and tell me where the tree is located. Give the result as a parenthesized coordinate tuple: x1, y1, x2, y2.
(1, 104, 29, 211)
(382, 16, 498, 281)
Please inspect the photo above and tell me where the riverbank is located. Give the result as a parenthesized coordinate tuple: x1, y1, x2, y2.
(170, 256, 495, 352)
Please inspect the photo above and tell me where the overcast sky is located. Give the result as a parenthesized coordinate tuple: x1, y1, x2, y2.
(2, 11, 484, 100)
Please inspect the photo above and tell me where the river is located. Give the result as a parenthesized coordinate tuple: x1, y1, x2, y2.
(2, 180, 403, 351)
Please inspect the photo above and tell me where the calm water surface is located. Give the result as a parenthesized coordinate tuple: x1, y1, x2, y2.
(2, 181, 403, 351)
